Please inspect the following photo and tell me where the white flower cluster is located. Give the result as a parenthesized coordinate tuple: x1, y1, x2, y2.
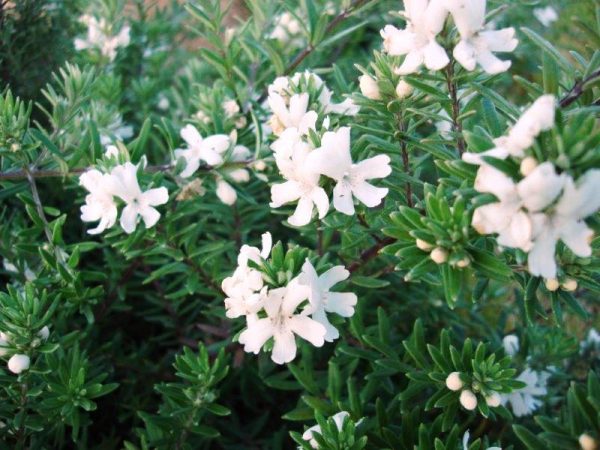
(0, 326, 49, 375)
(74, 15, 130, 62)
(268, 72, 391, 226)
(270, 12, 303, 47)
(500, 335, 550, 417)
(222, 233, 357, 364)
(174, 125, 251, 205)
(445, 371, 502, 411)
(463, 95, 600, 279)
(381, 0, 518, 75)
(80, 157, 169, 235)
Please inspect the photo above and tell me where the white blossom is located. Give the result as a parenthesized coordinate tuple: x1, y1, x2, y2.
(306, 127, 391, 215)
(445, 0, 518, 74)
(109, 162, 169, 234)
(534, 6, 558, 27)
(502, 334, 519, 356)
(222, 99, 240, 118)
(527, 170, 600, 278)
(270, 12, 303, 46)
(268, 92, 318, 136)
(270, 128, 329, 226)
(79, 169, 119, 235)
(463, 430, 502, 450)
(380, 0, 449, 74)
(501, 368, 549, 417)
(463, 95, 556, 164)
(238, 278, 326, 364)
(175, 125, 231, 176)
(302, 411, 350, 448)
(299, 260, 357, 342)
(8, 354, 30, 374)
(75, 15, 130, 61)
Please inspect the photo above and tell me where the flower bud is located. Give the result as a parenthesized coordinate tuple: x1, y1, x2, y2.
(445, 372, 463, 391)
(10, 142, 21, 152)
(562, 278, 578, 292)
(459, 389, 478, 410)
(579, 434, 597, 450)
(216, 179, 237, 205)
(8, 354, 30, 374)
(430, 247, 448, 264)
(359, 75, 381, 100)
(502, 334, 519, 356)
(415, 238, 433, 251)
(544, 278, 559, 291)
(38, 326, 50, 341)
(485, 392, 501, 407)
(520, 156, 538, 176)
(456, 257, 471, 268)
(396, 79, 413, 99)
(254, 160, 266, 171)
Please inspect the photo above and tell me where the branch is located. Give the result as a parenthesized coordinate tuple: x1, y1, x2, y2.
(559, 69, 600, 108)
(444, 60, 465, 155)
(348, 237, 394, 274)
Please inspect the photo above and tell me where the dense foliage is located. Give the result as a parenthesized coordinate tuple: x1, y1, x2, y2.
(0, 0, 599, 448)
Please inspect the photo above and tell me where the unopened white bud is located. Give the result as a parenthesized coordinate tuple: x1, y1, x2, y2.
(485, 392, 501, 407)
(445, 372, 463, 391)
(544, 278, 559, 291)
(579, 434, 597, 450)
(430, 247, 448, 264)
(10, 142, 21, 152)
(254, 160, 266, 171)
(359, 74, 381, 100)
(502, 334, 519, 356)
(216, 179, 237, 205)
(562, 278, 578, 292)
(459, 389, 478, 410)
(395, 79, 413, 99)
(456, 257, 471, 268)
(415, 238, 433, 251)
(235, 116, 247, 129)
(8, 354, 30, 374)
(224, 27, 236, 45)
(38, 326, 50, 341)
(520, 156, 538, 176)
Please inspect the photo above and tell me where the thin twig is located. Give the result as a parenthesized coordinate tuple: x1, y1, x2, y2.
(396, 114, 413, 207)
(444, 60, 465, 155)
(347, 237, 394, 273)
(559, 69, 600, 108)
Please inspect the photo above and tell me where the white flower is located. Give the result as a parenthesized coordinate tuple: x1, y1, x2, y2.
(302, 411, 350, 449)
(79, 169, 119, 235)
(528, 170, 600, 278)
(109, 162, 169, 234)
(157, 96, 170, 111)
(470, 163, 564, 251)
(485, 392, 501, 407)
(8, 354, 30, 374)
(463, 95, 556, 163)
(581, 329, 600, 353)
(38, 326, 50, 341)
(502, 334, 519, 356)
(238, 278, 326, 364)
(105, 145, 119, 158)
(359, 75, 380, 100)
(75, 15, 130, 61)
(445, 0, 518, 74)
(268, 92, 318, 136)
(299, 260, 357, 342)
(291, 72, 360, 116)
(175, 125, 231, 176)
(534, 6, 558, 27)
(270, 11, 303, 45)
(270, 129, 329, 226)
(223, 232, 272, 321)
(380, 0, 449, 74)
(306, 127, 391, 215)
(463, 430, 502, 450)
(501, 368, 549, 417)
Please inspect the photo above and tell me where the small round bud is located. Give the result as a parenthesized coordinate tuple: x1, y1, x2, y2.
(544, 278, 560, 291)
(10, 142, 21, 152)
(456, 257, 471, 268)
(502, 334, 520, 356)
(38, 326, 50, 341)
(8, 354, 30, 374)
(430, 247, 448, 264)
(254, 160, 266, 171)
(395, 79, 413, 99)
(485, 392, 501, 407)
(359, 74, 381, 100)
(562, 278, 578, 292)
(235, 116, 247, 129)
(445, 372, 463, 391)
(415, 238, 433, 251)
(459, 389, 478, 410)
(579, 434, 597, 450)
(520, 157, 538, 176)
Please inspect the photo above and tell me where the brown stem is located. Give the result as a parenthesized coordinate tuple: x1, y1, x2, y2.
(559, 69, 600, 108)
(444, 61, 465, 155)
(348, 237, 395, 274)
(397, 114, 413, 207)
